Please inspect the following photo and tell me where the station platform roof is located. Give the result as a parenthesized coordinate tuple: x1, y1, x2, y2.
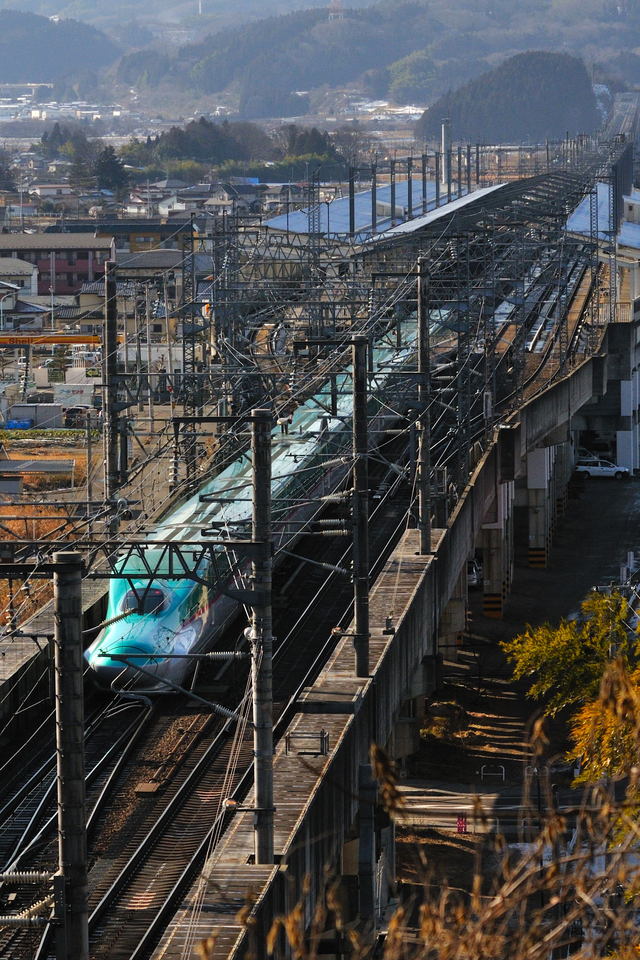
(566, 180, 640, 251)
(263, 178, 461, 239)
(566, 181, 613, 239)
(369, 183, 507, 242)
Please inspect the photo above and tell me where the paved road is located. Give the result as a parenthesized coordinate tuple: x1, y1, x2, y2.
(409, 478, 640, 832)
(472, 476, 640, 643)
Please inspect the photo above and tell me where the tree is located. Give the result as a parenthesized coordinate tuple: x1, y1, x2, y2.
(567, 658, 640, 783)
(0, 150, 15, 192)
(416, 51, 600, 142)
(331, 124, 373, 168)
(94, 146, 128, 192)
(502, 591, 635, 715)
(388, 48, 436, 103)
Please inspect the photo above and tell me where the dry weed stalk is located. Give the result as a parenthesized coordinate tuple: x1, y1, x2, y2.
(370, 744, 405, 818)
(255, 777, 640, 960)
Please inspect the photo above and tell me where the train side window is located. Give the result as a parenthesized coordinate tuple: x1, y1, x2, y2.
(122, 588, 166, 615)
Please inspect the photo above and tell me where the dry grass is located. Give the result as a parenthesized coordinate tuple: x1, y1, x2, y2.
(195, 654, 640, 960)
(0, 502, 78, 625)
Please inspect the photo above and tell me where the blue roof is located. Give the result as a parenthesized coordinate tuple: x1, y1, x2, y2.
(618, 221, 640, 250)
(371, 183, 507, 242)
(566, 181, 640, 250)
(566, 181, 613, 239)
(263, 179, 462, 239)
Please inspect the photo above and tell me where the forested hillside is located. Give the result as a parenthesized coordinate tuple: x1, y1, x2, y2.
(1, 0, 640, 122)
(112, 0, 640, 117)
(0, 0, 367, 35)
(0, 10, 119, 81)
(416, 53, 600, 142)
(117, 3, 440, 116)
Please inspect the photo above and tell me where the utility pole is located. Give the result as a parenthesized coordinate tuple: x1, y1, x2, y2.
(102, 261, 119, 502)
(53, 551, 88, 960)
(145, 284, 154, 428)
(417, 259, 432, 553)
(348, 166, 356, 236)
(352, 336, 369, 677)
(390, 157, 396, 226)
(370, 162, 377, 236)
(250, 408, 274, 864)
(85, 411, 93, 535)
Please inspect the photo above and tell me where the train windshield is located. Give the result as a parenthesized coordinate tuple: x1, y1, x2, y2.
(122, 588, 166, 615)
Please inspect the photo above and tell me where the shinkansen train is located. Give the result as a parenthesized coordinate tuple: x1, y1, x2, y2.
(85, 319, 418, 692)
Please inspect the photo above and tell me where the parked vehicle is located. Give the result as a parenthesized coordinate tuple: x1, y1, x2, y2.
(64, 405, 91, 428)
(575, 458, 630, 480)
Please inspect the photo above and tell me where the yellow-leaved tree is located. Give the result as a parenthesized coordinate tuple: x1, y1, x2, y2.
(502, 590, 635, 715)
(503, 590, 640, 784)
(569, 660, 640, 783)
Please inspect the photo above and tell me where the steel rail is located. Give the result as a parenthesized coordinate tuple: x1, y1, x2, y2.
(96, 471, 412, 960)
(3, 699, 152, 875)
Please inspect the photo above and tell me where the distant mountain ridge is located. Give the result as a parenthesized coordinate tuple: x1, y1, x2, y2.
(112, 0, 640, 117)
(0, 10, 119, 82)
(117, 2, 442, 116)
(0, 0, 638, 128)
(0, 0, 368, 33)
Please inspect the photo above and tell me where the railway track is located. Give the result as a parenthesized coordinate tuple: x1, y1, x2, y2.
(0, 696, 150, 871)
(0, 170, 610, 958)
(0, 433, 411, 960)
(81, 448, 411, 960)
(0, 697, 152, 957)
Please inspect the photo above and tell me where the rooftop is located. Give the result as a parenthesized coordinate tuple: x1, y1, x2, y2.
(80, 280, 138, 296)
(0, 233, 113, 250)
(371, 183, 508, 241)
(0, 257, 35, 274)
(263, 178, 456, 239)
(565, 181, 613, 238)
(115, 249, 184, 269)
(618, 221, 640, 250)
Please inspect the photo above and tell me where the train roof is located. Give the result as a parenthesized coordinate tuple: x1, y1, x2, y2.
(150, 319, 418, 545)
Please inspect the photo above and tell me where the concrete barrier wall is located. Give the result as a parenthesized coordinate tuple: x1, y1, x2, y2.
(436, 444, 500, 615)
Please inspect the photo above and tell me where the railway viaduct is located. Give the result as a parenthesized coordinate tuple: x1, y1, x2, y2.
(146, 303, 640, 958)
(2, 119, 640, 957)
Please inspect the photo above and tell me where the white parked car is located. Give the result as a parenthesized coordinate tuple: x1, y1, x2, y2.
(575, 458, 630, 480)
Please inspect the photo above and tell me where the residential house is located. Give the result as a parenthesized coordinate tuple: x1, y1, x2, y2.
(0, 278, 52, 332)
(44, 219, 192, 253)
(28, 183, 75, 199)
(47, 159, 74, 178)
(158, 195, 187, 218)
(73, 248, 187, 338)
(6, 298, 51, 332)
(261, 182, 305, 214)
(0, 258, 38, 296)
(96, 220, 192, 252)
(152, 178, 188, 191)
(0, 191, 40, 225)
(204, 183, 265, 216)
(0, 233, 115, 295)
(115, 249, 183, 298)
